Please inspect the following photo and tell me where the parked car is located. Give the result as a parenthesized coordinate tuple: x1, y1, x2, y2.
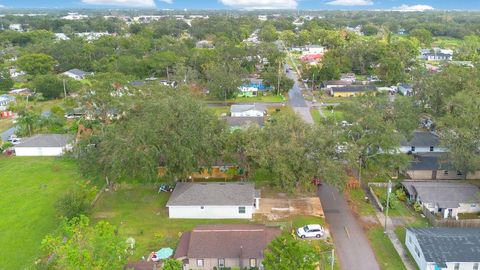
(297, 224, 325, 238)
(8, 136, 21, 145)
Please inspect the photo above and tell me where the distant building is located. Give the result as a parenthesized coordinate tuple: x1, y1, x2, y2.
(14, 134, 74, 156)
(402, 181, 480, 219)
(9, 88, 32, 96)
(398, 84, 413, 96)
(328, 85, 376, 97)
(175, 224, 281, 270)
(54, 33, 70, 41)
(62, 13, 88, 20)
(0, 94, 15, 111)
(406, 228, 480, 270)
(76, 32, 110, 41)
(321, 80, 353, 89)
(420, 48, 453, 61)
(230, 104, 266, 117)
(399, 131, 446, 154)
(405, 153, 480, 180)
(195, 40, 214, 49)
(340, 73, 356, 82)
(258, 15, 268, 21)
(62, 69, 92, 80)
(8, 24, 23, 32)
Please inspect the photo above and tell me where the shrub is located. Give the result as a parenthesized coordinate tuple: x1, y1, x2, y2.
(395, 188, 407, 202)
(162, 259, 182, 270)
(55, 182, 96, 220)
(413, 202, 422, 212)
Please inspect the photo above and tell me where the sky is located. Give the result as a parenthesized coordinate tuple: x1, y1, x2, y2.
(0, 0, 479, 11)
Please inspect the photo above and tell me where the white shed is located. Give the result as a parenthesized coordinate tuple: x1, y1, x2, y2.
(166, 182, 260, 219)
(14, 134, 73, 156)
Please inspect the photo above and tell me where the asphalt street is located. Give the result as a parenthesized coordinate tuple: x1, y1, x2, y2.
(318, 184, 381, 270)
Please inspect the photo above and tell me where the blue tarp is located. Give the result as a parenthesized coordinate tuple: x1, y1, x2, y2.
(156, 248, 174, 260)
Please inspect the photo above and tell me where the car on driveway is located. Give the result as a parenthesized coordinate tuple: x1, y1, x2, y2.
(297, 224, 325, 238)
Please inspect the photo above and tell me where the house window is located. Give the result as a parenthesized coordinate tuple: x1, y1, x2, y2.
(200, 206, 205, 210)
(238, 206, 246, 214)
(454, 263, 459, 270)
(414, 246, 420, 257)
(411, 146, 415, 152)
(249, 258, 257, 267)
(473, 263, 479, 270)
(457, 171, 463, 176)
(444, 171, 449, 175)
(429, 146, 434, 152)
(471, 204, 477, 208)
(218, 258, 225, 268)
(197, 259, 204, 267)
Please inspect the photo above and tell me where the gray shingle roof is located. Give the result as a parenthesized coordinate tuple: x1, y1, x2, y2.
(408, 153, 454, 171)
(401, 131, 440, 148)
(15, 134, 73, 148)
(166, 182, 257, 206)
(402, 181, 480, 208)
(230, 104, 266, 113)
(408, 227, 480, 267)
(64, 68, 90, 77)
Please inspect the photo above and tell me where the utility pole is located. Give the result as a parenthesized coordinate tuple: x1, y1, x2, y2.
(277, 60, 281, 96)
(384, 180, 392, 233)
(312, 73, 315, 91)
(63, 79, 67, 100)
(330, 249, 335, 270)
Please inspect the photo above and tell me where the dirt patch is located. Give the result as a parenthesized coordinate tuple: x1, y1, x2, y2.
(359, 215, 379, 230)
(257, 197, 324, 221)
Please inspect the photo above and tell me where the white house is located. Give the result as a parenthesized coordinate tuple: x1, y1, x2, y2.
(400, 131, 447, 154)
(62, 69, 92, 80)
(406, 228, 480, 270)
(402, 181, 480, 219)
(14, 134, 73, 156)
(9, 24, 23, 32)
(303, 45, 325, 55)
(0, 95, 15, 111)
(166, 182, 260, 219)
(230, 104, 266, 117)
(54, 33, 70, 41)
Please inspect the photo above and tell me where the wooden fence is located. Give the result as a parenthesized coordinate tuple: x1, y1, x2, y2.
(422, 206, 480, 228)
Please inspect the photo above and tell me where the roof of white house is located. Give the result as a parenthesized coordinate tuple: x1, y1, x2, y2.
(15, 134, 73, 148)
(230, 104, 266, 113)
(166, 182, 257, 206)
(400, 131, 440, 148)
(64, 69, 90, 77)
(407, 227, 480, 267)
(402, 181, 480, 208)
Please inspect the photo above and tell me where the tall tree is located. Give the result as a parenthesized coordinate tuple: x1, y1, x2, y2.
(263, 235, 320, 270)
(16, 53, 57, 75)
(40, 216, 128, 270)
(77, 90, 225, 182)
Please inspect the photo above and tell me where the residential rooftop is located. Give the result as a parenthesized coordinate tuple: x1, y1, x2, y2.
(14, 134, 73, 148)
(166, 182, 258, 206)
(407, 227, 480, 267)
(402, 181, 480, 208)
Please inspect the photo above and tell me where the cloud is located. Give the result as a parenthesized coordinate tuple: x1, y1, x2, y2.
(159, 0, 173, 3)
(392, 4, 434, 12)
(219, 0, 298, 9)
(326, 0, 373, 6)
(81, 0, 155, 7)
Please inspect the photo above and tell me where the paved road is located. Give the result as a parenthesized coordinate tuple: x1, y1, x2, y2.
(1, 127, 16, 141)
(318, 184, 380, 270)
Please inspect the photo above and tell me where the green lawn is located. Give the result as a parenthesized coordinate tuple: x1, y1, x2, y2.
(432, 36, 463, 49)
(92, 185, 254, 259)
(207, 106, 230, 116)
(92, 184, 336, 265)
(372, 187, 415, 217)
(0, 157, 86, 269)
(346, 188, 376, 216)
(367, 227, 406, 270)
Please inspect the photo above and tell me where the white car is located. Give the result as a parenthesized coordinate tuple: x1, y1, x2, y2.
(297, 224, 325, 239)
(8, 136, 21, 145)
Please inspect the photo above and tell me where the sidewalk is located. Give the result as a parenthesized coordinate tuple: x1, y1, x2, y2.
(374, 212, 416, 270)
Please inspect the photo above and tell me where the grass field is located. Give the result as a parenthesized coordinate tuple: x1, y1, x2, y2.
(0, 157, 86, 270)
(346, 188, 377, 216)
(92, 184, 335, 265)
(367, 227, 407, 270)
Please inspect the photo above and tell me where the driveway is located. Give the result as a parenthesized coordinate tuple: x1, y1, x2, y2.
(318, 184, 380, 270)
(1, 127, 16, 141)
